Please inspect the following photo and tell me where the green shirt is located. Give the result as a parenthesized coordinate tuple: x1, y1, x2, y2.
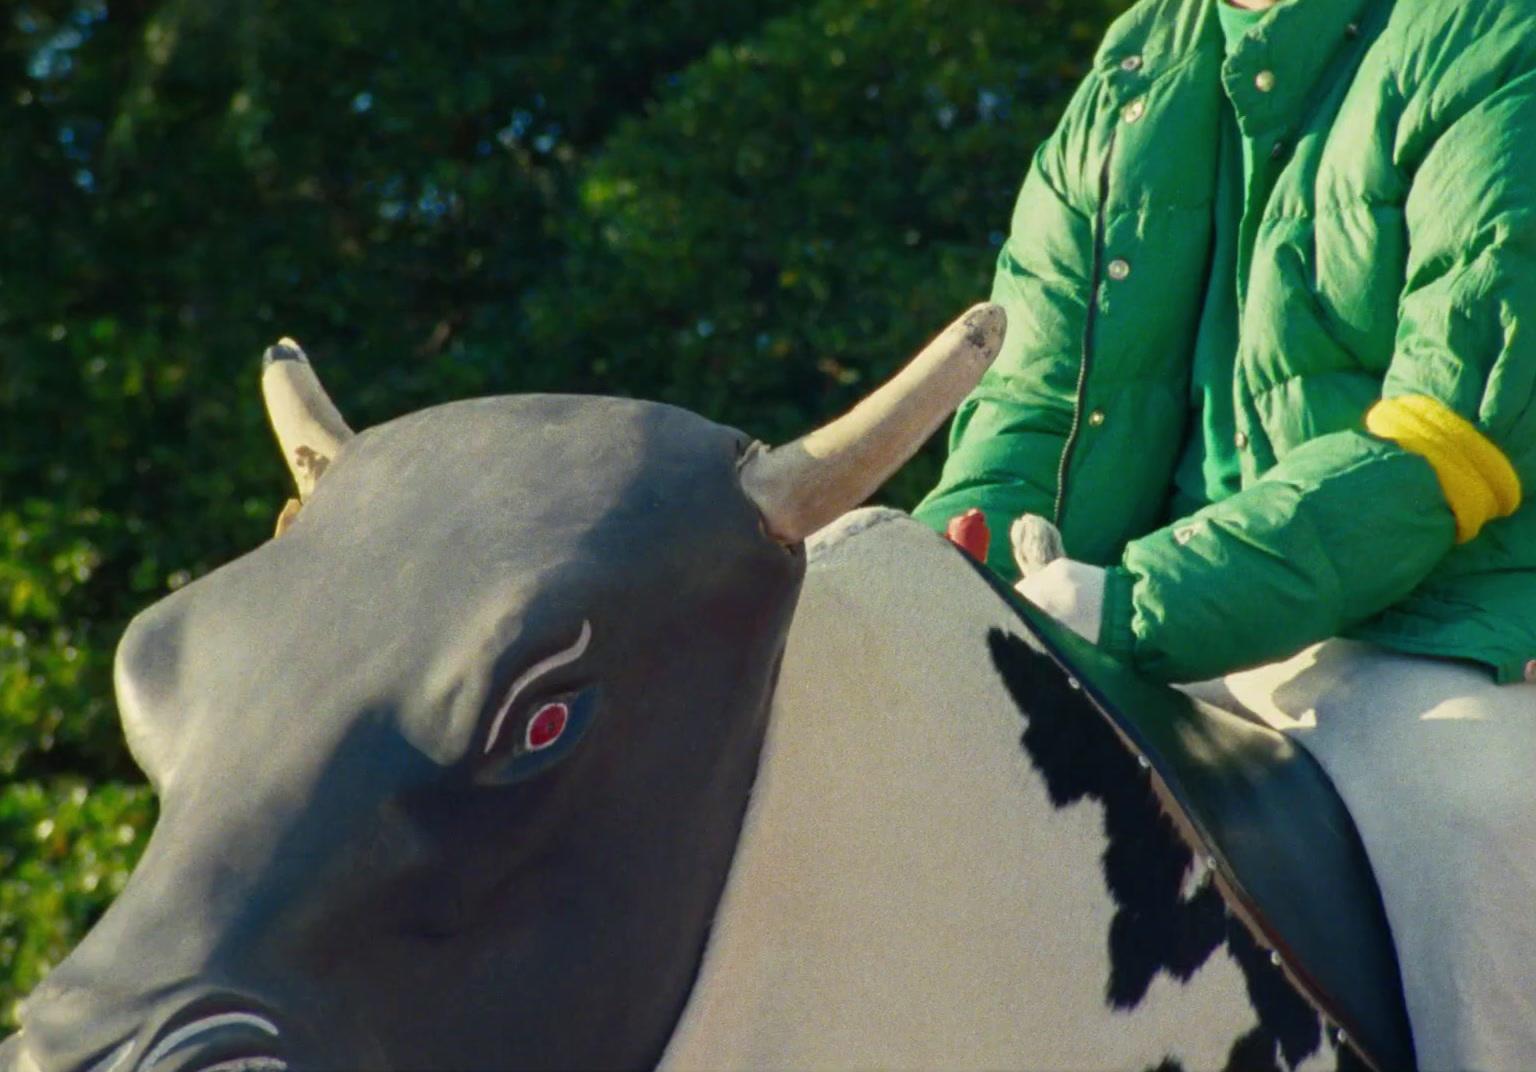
(1170, 1, 1271, 518)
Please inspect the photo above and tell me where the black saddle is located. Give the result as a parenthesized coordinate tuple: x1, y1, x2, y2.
(1000, 582, 1417, 1072)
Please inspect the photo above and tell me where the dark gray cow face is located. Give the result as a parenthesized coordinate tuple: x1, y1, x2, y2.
(12, 397, 803, 1070)
(0, 305, 1002, 1072)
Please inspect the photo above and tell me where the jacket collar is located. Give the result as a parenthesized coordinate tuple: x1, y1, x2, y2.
(1219, 0, 1385, 138)
(1097, 0, 1389, 140)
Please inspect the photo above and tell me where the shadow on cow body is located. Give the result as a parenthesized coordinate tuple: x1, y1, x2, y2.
(7, 396, 804, 1071)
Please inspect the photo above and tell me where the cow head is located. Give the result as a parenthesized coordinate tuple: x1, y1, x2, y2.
(2, 306, 1003, 1071)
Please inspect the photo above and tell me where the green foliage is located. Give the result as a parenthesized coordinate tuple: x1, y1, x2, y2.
(0, 0, 1124, 1028)
(528, 0, 1121, 502)
(0, 781, 154, 1025)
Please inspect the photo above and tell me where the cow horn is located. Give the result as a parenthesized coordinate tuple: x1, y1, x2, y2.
(261, 338, 355, 501)
(739, 302, 1005, 543)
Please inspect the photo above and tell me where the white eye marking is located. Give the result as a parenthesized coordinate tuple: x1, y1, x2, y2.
(138, 1013, 280, 1071)
(484, 620, 593, 755)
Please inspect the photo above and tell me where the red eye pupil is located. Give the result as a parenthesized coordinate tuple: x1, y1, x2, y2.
(526, 703, 569, 751)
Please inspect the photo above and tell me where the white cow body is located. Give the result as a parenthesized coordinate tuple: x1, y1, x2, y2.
(662, 510, 1342, 1071)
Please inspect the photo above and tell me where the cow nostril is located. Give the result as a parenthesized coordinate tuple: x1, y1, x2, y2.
(137, 1013, 286, 1072)
(162, 1050, 288, 1068)
(141, 1041, 288, 1072)
(85, 1041, 133, 1072)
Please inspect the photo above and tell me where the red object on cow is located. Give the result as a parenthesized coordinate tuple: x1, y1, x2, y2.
(525, 702, 569, 751)
(945, 508, 991, 562)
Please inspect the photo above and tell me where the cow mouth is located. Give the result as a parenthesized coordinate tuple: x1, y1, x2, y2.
(132, 1012, 287, 1072)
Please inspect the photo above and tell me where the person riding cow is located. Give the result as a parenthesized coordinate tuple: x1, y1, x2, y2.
(2, 303, 1414, 1070)
(913, 0, 1536, 1066)
(6, 0, 1536, 1066)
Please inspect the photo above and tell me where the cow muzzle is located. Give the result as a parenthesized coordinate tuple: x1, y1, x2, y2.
(7, 1003, 299, 1072)
(125, 1010, 290, 1072)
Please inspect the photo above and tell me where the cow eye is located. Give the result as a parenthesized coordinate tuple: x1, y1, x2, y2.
(524, 701, 569, 751)
(476, 687, 598, 786)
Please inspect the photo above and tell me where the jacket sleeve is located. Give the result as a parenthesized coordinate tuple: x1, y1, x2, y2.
(1100, 65, 1536, 682)
(910, 71, 1105, 578)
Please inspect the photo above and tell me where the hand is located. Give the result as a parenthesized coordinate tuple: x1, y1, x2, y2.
(1010, 514, 1105, 644)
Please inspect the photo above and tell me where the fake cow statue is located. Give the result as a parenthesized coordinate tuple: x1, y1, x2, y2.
(1, 306, 1422, 1071)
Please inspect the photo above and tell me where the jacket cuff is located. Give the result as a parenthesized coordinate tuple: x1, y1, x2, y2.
(1099, 565, 1138, 664)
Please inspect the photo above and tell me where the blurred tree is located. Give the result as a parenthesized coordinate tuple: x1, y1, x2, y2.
(526, 0, 1122, 504)
(0, 0, 1124, 1026)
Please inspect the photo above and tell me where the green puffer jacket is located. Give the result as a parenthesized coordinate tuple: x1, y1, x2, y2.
(913, 0, 1536, 683)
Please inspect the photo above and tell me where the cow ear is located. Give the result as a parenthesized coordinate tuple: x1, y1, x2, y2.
(475, 687, 600, 787)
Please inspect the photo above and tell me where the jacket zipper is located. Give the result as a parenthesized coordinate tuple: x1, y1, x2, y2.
(1053, 127, 1118, 527)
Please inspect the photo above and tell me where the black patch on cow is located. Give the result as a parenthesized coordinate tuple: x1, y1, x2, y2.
(986, 630, 1332, 1072)
(1225, 922, 1322, 1069)
(1226, 1025, 1284, 1072)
